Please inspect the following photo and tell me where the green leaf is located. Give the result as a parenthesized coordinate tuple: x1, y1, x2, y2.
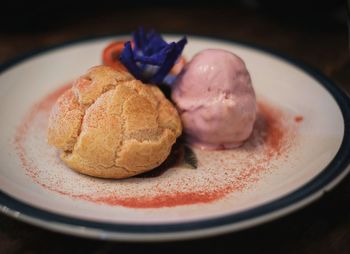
(183, 145, 198, 169)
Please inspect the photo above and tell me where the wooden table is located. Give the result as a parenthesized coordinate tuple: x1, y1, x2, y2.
(1, 4, 349, 253)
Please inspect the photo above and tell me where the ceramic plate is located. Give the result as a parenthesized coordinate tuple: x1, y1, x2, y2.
(0, 35, 349, 241)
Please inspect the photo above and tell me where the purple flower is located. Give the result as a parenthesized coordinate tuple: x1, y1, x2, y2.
(120, 27, 187, 84)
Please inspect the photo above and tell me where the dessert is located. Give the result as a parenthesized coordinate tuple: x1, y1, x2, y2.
(48, 29, 257, 179)
(171, 49, 256, 150)
(48, 66, 182, 179)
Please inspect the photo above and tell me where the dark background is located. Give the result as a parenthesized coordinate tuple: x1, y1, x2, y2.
(1, 0, 350, 253)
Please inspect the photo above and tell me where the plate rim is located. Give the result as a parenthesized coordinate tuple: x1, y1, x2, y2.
(0, 34, 350, 241)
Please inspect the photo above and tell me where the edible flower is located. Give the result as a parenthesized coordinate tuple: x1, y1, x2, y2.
(120, 27, 187, 84)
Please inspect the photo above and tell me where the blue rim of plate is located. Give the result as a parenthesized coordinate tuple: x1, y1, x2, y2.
(0, 35, 350, 240)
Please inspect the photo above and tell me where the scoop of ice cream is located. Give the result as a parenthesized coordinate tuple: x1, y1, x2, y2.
(171, 49, 256, 150)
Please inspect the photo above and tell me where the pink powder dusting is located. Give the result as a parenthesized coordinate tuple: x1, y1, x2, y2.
(294, 115, 304, 123)
(14, 84, 298, 208)
(15, 83, 72, 179)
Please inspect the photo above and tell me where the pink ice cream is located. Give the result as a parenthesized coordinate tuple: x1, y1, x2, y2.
(171, 49, 256, 150)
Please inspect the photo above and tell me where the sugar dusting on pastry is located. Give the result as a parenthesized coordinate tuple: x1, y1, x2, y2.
(14, 83, 300, 208)
(47, 66, 182, 179)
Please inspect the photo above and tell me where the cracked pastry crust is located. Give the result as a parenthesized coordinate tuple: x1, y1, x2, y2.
(48, 66, 182, 179)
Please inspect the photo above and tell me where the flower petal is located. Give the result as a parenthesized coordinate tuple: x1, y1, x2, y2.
(119, 41, 142, 79)
(150, 37, 187, 84)
(120, 28, 187, 84)
(134, 45, 172, 65)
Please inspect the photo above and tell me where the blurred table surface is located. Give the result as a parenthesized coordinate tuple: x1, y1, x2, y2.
(1, 4, 350, 254)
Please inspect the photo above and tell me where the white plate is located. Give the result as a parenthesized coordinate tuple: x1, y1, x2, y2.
(0, 35, 349, 241)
